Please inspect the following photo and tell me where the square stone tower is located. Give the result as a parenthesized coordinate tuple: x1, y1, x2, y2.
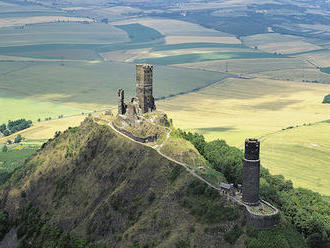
(242, 138, 260, 206)
(136, 64, 156, 113)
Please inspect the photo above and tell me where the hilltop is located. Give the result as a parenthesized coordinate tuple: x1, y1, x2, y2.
(0, 117, 306, 248)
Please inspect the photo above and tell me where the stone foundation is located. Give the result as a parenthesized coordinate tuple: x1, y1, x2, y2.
(244, 200, 280, 228)
(112, 122, 158, 143)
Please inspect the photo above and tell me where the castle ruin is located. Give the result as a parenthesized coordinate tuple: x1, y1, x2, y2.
(242, 138, 260, 206)
(136, 64, 156, 113)
(117, 64, 156, 124)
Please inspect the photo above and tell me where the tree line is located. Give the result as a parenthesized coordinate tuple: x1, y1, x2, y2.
(0, 119, 32, 137)
(176, 129, 330, 248)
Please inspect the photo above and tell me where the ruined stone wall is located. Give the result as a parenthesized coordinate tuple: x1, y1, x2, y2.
(117, 89, 126, 115)
(136, 64, 156, 113)
(244, 200, 280, 228)
(242, 138, 260, 205)
(112, 122, 158, 143)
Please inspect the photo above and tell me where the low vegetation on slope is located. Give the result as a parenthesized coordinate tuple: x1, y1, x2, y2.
(0, 118, 245, 247)
(179, 130, 330, 248)
(0, 118, 309, 247)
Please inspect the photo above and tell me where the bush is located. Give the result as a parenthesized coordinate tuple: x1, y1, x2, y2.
(245, 224, 307, 248)
(14, 134, 23, 144)
(0, 211, 10, 241)
(322, 94, 330, 103)
(181, 179, 239, 223)
(2, 145, 8, 152)
(203, 139, 243, 185)
(16, 203, 104, 247)
(224, 224, 243, 244)
(175, 238, 191, 248)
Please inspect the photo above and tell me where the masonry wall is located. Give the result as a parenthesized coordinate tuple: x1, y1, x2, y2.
(112, 122, 158, 143)
(244, 200, 280, 228)
(136, 64, 156, 113)
(242, 139, 260, 205)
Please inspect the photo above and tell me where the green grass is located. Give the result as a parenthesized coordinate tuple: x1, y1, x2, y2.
(0, 23, 129, 46)
(0, 144, 37, 185)
(261, 122, 330, 196)
(153, 43, 246, 51)
(134, 52, 287, 65)
(0, 91, 88, 124)
(115, 24, 164, 43)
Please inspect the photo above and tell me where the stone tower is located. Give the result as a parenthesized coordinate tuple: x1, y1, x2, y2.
(118, 89, 126, 115)
(136, 64, 156, 114)
(242, 138, 260, 206)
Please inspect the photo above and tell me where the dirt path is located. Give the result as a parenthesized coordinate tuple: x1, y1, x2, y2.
(106, 120, 245, 206)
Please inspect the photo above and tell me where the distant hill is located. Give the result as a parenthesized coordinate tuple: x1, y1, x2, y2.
(0, 118, 306, 247)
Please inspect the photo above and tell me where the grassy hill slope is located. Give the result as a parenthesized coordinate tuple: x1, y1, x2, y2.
(0, 118, 248, 247)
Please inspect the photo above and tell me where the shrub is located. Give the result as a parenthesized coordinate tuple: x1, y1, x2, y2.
(0, 211, 10, 241)
(322, 94, 330, 103)
(224, 224, 243, 244)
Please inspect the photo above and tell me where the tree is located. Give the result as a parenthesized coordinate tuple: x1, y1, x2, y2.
(203, 139, 243, 185)
(2, 145, 8, 152)
(322, 94, 330, 104)
(0, 124, 6, 133)
(14, 134, 23, 144)
(3, 130, 10, 136)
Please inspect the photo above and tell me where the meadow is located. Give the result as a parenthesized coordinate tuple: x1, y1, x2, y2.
(158, 78, 330, 145)
(0, 61, 228, 110)
(0, 23, 129, 46)
(0, 144, 37, 185)
(241, 33, 322, 54)
(134, 51, 287, 65)
(0, 115, 87, 145)
(261, 121, 330, 195)
(0, 91, 88, 124)
(157, 77, 330, 196)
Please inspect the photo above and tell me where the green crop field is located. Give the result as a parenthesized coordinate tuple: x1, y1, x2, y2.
(157, 78, 330, 195)
(261, 121, 330, 196)
(178, 57, 312, 74)
(134, 51, 286, 65)
(0, 23, 129, 46)
(0, 60, 229, 123)
(0, 91, 88, 124)
(0, 144, 38, 185)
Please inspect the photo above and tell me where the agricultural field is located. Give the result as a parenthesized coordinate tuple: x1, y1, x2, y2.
(0, 144, 38, 185)
(261, 121, 330, 196)
(112, 18, 228, 37)
(254, 68, 330, 84)
(0, 115, 86, 145)
(0, 91, 87, 124)
(296, 50, 330, 67)
(157, 78, 330, 195)
(241, 33, 322, 54)
(0, 60, 228, 121)
(157, 78, 330, 146)
(0, 23, 129, 46)
(178, 57, 313, 74)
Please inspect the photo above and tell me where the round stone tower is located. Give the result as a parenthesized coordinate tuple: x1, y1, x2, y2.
(242, 138, 260, 206)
